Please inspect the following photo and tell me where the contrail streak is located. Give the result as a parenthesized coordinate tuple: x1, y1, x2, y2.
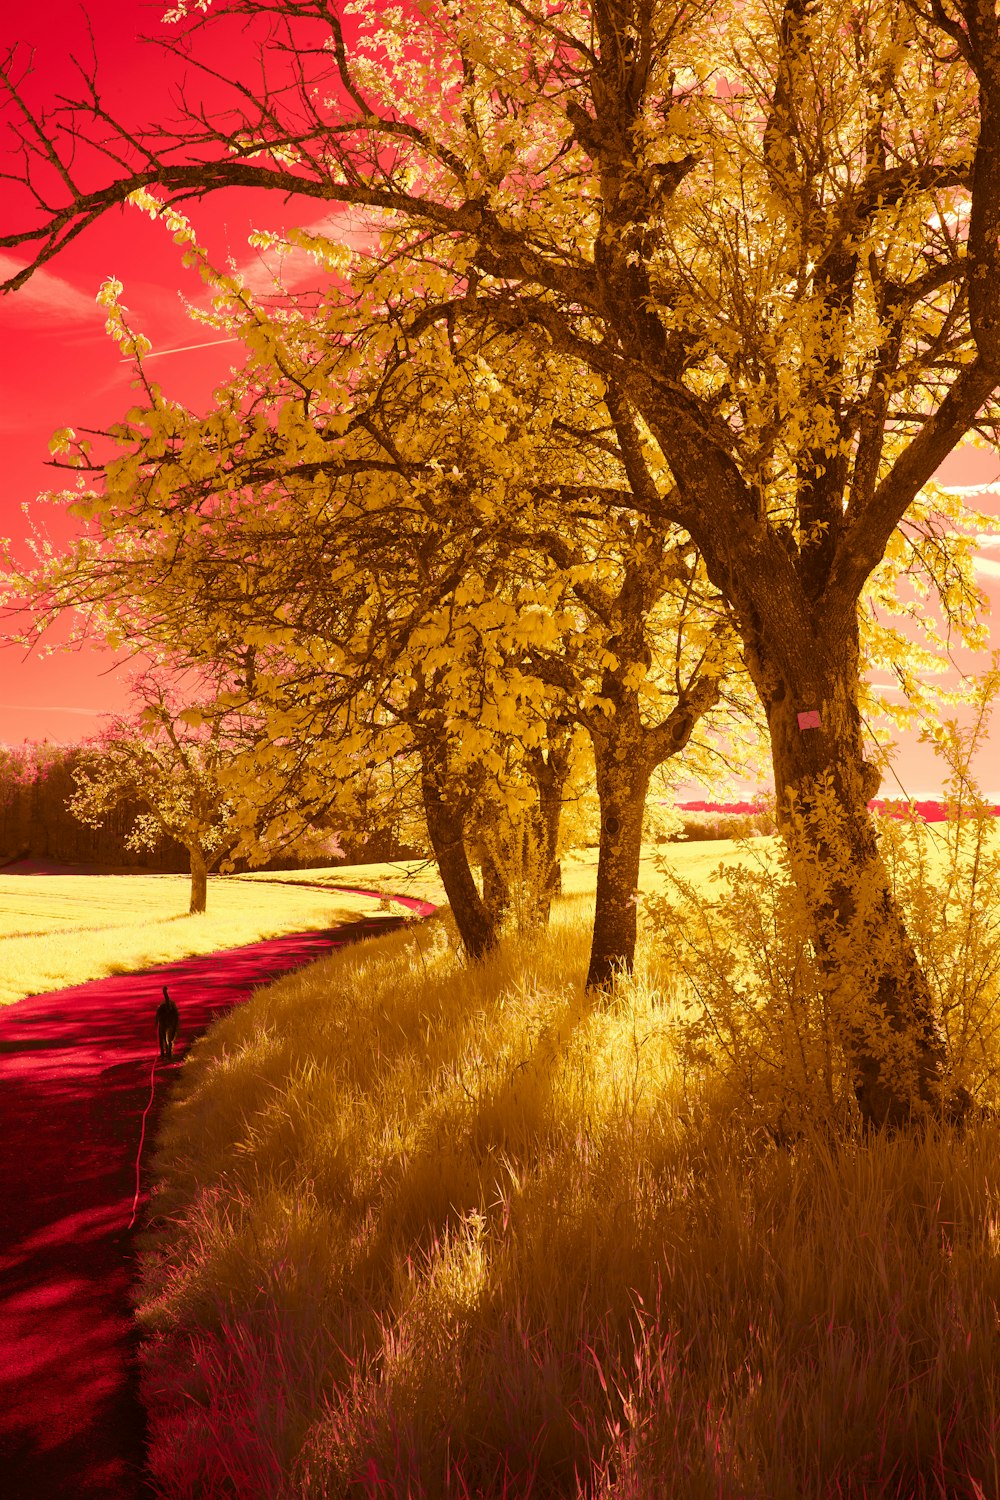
(0, 703, 105, 715)
(119, 336, 241, 363)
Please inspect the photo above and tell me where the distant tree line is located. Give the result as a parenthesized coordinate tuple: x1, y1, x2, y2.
(0, 742, 419, 871)
(670, 799, 1000, 843)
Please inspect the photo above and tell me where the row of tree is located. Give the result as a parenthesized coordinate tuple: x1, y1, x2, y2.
(0, 740, 188, 870)
(3, 0, 1000, 1128)
(0, 715, 422, 896)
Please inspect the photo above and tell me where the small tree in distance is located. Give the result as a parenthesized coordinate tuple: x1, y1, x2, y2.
(70, 676, 242, 913)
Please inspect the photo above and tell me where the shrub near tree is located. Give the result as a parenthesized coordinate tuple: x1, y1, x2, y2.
(654, 679, 1000, 1139)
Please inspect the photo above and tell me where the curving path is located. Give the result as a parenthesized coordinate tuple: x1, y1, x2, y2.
(0, 889, 435, 1499)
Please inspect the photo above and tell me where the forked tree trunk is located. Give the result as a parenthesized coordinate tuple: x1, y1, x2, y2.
(587, 731, 654, 991)
(531, 803, 561, 923)
(525, 730, 574, 923)
(419, 739, 500, 962)
(474, 723, 575, 936)
(585, 673, 719, 993)
(188, 846, 208, 914)
(480, 844, 510, 930)
(759, 647, 947, 1129)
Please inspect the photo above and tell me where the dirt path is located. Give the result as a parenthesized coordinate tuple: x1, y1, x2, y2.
(0, 897, 434, 1498)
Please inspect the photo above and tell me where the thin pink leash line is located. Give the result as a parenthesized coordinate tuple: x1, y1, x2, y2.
(128, 1056, 160, 1231)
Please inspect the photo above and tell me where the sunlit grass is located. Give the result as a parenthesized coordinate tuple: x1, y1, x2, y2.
(232, 857, 446, 905)
(0, 844, 751, 1008)
(135, 873, 1000, 1499)
(0, 861, 445, 1006)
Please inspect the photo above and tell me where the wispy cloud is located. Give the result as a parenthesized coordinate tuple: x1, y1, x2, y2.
(236, 243, 340, 296)
(972, 556, 1000, 578)
(0, 255, 103, 325)
(938, 480, 1000, 496)
(0, 703, 106, 716)
(235, 207, 374, 294)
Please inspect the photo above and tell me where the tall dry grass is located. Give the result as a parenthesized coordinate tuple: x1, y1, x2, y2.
(135, 885, 1000, 1499)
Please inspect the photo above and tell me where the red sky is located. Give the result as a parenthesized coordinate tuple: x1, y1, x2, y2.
(0, 0, 327, 743)
(1, 1, 999, 798)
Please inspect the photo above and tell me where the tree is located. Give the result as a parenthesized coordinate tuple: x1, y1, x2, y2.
(508, 436, 758, 987)
(71, 673, 252, 912)
(10, 296, 755, 975)
(0, 743, 39, 863)
(471, 708, 582, 932)
(4, 0, 1000, 1122)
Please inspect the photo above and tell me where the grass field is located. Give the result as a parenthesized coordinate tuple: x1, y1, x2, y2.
(0, 860, 446, 1006)
(0, 841, 763, 1008)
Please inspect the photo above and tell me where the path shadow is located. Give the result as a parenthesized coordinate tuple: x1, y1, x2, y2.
(0, 908, 421, 1498)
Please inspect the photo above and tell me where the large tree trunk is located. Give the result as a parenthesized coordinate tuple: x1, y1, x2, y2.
(188, 845, 208, 914)
(753, 636, 947, 1129)
(419, 739, 500, 962)
(587, 728, 653, 991)
(532, 797, 562, 921)
(649, 421, 954, 1128)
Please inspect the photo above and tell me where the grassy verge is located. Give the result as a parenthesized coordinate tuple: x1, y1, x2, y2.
(0, 861, 444, 1006)
(134, 890, 1000, 1499)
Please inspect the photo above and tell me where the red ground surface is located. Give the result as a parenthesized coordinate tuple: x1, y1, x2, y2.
(0, 888, 435, 1498)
